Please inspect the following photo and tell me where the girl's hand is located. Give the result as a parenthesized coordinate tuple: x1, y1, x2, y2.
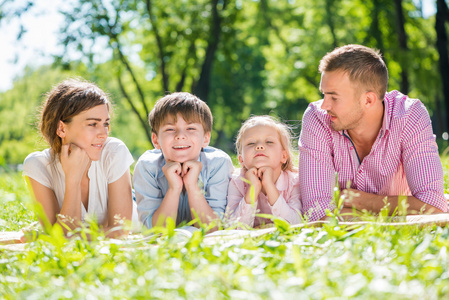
(162, 161, 184, 192)
(258, 166, 280, 206)
(60, 143, 91, 184)
(258, 166, 276, 190)
(244, 167, 262, 204)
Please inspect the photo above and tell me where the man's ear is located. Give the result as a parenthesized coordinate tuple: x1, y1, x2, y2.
(364, 91, 378, 108)
(151, 132, 161, 149)
(202, 131, 211, 148)
(56, 121, 66, 138)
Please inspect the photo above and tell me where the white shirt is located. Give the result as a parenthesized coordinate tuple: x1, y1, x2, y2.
(23, 137, 138, 225)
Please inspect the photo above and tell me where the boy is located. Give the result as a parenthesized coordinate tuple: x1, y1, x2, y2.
(133, 92, 233, 228)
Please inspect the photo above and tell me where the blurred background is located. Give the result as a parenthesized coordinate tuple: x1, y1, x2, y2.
(1, 0, 449, 170)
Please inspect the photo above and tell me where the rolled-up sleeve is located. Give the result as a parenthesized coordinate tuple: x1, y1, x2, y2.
(298, 104, 337, 221)
(270, 173, 302, 224)
(401, 101, 447, 212)
(204, 155, 234, 218)
(133, 155, 164, 228)
(225, 175, 257, 227)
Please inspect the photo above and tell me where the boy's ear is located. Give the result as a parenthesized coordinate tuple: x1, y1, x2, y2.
(151, 132, 161, 149)
(56, 121, 66, 138)
(202, 131, 211, 148)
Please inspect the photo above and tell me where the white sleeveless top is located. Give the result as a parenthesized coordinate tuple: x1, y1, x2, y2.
(23, 137, 138, 226)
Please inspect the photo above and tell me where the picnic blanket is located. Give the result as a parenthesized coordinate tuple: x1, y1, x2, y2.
(2, 213, 449, 250)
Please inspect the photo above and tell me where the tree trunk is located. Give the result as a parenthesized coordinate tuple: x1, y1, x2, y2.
(192, 0, 227, 102)
(394, 0, 409, 94)
(325, 0, 338, 49)
(436, 0, 449, 132)
(369, 0, 386, 58)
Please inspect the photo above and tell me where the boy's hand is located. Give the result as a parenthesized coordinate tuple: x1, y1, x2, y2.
(181, 160, 203, 190)
(60, 143, 91, 184)
(244, 167, 262, 204)
(162, 161, 184, 192)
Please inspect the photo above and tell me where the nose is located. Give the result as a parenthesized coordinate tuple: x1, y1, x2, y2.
(255, 143, 264, 150)
(175, 129, 186, 139)
(99, 125, 109, 138)
(321, 96, 330, 111)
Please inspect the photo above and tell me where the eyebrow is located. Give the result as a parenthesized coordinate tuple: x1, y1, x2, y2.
(322, 91, 338, 95)
(85, 118, 110, 121)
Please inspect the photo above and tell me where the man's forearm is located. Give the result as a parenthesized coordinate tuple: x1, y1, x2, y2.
(343, 189, 444, 214)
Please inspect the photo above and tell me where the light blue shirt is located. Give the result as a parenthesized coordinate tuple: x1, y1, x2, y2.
(133, 146, 234, 228)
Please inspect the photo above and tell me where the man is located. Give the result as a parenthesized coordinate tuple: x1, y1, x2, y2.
(298, 44, 447, 221)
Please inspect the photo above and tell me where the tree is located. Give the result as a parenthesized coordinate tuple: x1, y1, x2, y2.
(436, 0, 449, 131)
(57, 0, 233, 146)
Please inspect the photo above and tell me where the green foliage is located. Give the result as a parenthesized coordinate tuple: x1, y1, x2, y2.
(1, 0, 447, 163)
(1, 159, 449, 297)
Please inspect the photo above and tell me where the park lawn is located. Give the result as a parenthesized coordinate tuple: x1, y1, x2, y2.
(0, 158, 449, 298)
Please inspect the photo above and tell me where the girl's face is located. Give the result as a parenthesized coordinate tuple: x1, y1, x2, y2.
(238, 125, 287, 172)
(57, 104, 110, 161)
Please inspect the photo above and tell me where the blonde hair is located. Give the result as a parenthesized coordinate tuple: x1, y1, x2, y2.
(235, 115, 295, 172)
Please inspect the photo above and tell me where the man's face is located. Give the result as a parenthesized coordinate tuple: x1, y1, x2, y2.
(151, 113, 211, 163)
(319, 70, 365, 132)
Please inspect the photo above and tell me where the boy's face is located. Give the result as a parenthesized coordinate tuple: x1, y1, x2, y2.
(152, 113, 211, 163)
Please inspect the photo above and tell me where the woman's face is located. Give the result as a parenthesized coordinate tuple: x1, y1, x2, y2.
(57, 104, 110, 161)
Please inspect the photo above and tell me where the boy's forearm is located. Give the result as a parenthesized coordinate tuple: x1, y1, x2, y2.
(152, 188, 181, 227)
(185, 184, 219, 225)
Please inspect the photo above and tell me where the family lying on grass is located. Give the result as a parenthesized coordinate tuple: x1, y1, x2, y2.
(21, 44, 448, 239)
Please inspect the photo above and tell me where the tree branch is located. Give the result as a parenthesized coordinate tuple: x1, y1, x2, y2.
(117, 71, 152, 143)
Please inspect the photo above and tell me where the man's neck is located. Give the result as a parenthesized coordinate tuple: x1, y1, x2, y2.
(347, 101, 385, 161)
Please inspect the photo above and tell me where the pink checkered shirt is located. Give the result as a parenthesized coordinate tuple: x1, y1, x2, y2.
(298, 90, 446, 221)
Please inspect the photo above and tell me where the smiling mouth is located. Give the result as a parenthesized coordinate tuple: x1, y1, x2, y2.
(92, 144, 103, 149)
(173, 145, 191, 150)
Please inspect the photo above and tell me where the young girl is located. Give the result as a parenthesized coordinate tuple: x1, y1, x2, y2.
(23, 78, 138, 236)
(226, 115, 302, 228)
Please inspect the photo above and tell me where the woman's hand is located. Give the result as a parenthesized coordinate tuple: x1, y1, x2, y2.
(60, 143, 91, 184)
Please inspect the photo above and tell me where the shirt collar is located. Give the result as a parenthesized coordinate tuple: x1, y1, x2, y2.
(336, 92, 392, 137)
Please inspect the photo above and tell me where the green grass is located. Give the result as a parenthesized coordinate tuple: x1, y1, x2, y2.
(1, 160, 449, 299)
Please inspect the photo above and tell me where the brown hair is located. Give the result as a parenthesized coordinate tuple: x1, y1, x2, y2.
(319, 44, 388, 100)
(40, 78, 111, 156)
(149, 92, 212, 134)
(235, 115, 295, 172)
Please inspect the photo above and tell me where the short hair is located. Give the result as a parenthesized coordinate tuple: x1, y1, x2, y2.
(40, 78, 111, 157)
(149, 92, 213, 134)
(235, 115, 295, 172)
(319, 44, 389, 100)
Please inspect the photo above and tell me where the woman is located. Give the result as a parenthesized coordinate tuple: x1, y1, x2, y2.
(23, 78, 137, 236)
